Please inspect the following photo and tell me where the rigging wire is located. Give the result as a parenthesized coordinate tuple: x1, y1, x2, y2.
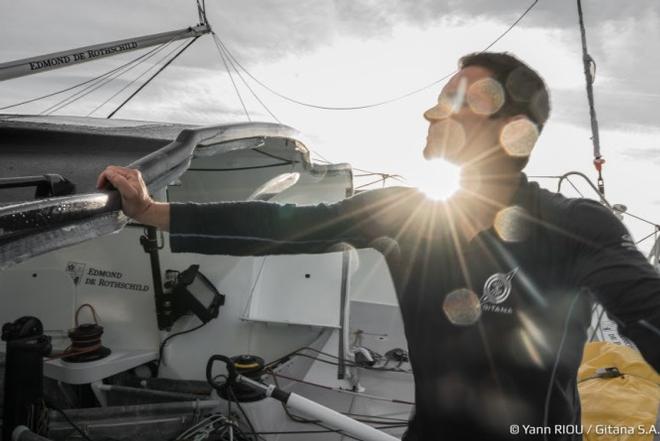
(0, 41, 177, 112)
(615, 210, 660, 229)
(563, 177, 585, 198)
(196, 0, 209, 25)
(576, 0, 605, 194)
(41, 39, 181, 115)
(635, 229, 660, 246)
(355, 177, 396, 190)
(265, 345, 411, 373)
(211, 0, 538, 111)
(268, 370, 414, 405)
(529, 174, 660, 248)
(87, 39, 192, 116)
(107, 36, 201, 118)
(306, 150, 404, 188)
(213, 33, 281, 123)
(211, 32, 251, 121)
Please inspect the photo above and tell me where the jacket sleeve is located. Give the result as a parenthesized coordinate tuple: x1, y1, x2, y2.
(568, 199, 660, 371)
(168, 186, 419, 256)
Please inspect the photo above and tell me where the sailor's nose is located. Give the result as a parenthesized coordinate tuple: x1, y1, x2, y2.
(424, 103, 451, 122)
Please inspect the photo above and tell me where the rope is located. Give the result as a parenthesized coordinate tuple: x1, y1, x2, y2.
(212, 0, 538, 111)
(576, 0, 605, 194)
(197, 0, 209, 26)
(87, 39, 189, 116)
(635, 230, 659, 246)
(211, 33, 251, 121)
(107, 36, 201, 118)
(47, 304, 107, 360)
(564, 177, 584, 198)
(213, 33, 281, 123)
(0, 41, 175, 111)
(75, 303, 99, 327)
(267, 369, 414, 405)
(41, 39, 179, 115)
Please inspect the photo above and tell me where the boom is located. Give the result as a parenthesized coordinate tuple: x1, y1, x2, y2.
(0, 24, 210, 81)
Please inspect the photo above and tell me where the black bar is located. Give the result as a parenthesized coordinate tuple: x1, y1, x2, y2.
(0, 174, 75, 198)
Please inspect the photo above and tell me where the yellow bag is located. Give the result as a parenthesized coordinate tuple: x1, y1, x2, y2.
(578, 342, 659, 440)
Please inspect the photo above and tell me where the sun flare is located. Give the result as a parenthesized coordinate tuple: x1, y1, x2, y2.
(411, 159, 461, 201)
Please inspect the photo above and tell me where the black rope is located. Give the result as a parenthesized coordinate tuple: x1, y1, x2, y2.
(41, 40, 180, 115)
(212, 0, 538, 111)
(227, 386, 261, 441)
(48, 405, 95, 441)
(41, 40, 179, 116)
(197, 0, 209, 25)
(87, 40, 189, 116)
(158, 320, 208, 369)
(212, 32, 251, 121)
(577, 0, 605, 194)
(107, 36, 200, 119)
(41, 42, 180, 115)
(0, 42, 172, 111)
(213, 33, 281, 123)
(253, 148, 299, 163)
(186, 162, 293, 172)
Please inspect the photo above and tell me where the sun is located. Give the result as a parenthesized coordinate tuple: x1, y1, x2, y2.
(410, 159, 461, 201)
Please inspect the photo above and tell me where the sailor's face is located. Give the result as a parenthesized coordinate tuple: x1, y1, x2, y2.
(423, 66, 506, 165)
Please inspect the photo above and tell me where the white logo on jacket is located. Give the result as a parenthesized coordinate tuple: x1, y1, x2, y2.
(481, 267, 519, 314)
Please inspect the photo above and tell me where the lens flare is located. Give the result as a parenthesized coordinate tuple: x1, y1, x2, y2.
(443, 288, 482, 326)
(412, 159, 461, 201)
(326, 241, 360, 274)
(368, 236, 401, 259)
(494, 206, 531, 242)
(424, 77, 467, 120)
(467, 78, 505, 116)
(424, 119, 467, 161)
(425, 94, 453, 120)
(499, 119, 538, 158)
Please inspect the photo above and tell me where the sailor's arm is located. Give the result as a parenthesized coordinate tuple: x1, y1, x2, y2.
(97, 165, 171, 230)
(568, 200, 660, 371)
(97, 165, 417, 255)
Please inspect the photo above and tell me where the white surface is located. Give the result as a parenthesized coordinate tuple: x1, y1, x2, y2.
(44, 349, 157, 385)
(350, 250, 398, 306)
(243, 254, 344, 328)
(0, 269, 75, 337)
(6, 228, 162, 352)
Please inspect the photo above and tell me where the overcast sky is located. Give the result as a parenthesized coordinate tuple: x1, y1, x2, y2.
(1, 0, 659, 253)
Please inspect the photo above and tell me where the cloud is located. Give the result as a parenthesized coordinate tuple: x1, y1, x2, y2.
(551, 87, 660, 131)
(619, 146, 660, 163)
(1, 0, 659, 134)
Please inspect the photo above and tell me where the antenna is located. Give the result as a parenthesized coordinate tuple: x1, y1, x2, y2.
(576, 0, 605, 195)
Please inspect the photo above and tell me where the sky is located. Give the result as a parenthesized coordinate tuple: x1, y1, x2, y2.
(1, 0, 659, 253)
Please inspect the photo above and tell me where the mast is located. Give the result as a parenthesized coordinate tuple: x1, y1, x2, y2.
(0, 24, 210, 82)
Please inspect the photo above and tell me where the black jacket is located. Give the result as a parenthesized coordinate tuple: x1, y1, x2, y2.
(170, 174, 660, 440)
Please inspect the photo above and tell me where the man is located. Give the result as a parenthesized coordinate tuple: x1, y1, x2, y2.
(98, 52, 660, 440)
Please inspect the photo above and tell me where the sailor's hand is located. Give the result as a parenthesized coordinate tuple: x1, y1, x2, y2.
(96, 166, 155, 223)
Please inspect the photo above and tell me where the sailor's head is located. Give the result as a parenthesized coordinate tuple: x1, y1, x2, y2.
(423, 52, 550, 172)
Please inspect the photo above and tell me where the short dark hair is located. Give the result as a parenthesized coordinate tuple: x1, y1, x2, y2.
(459, 52, 550, 132)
